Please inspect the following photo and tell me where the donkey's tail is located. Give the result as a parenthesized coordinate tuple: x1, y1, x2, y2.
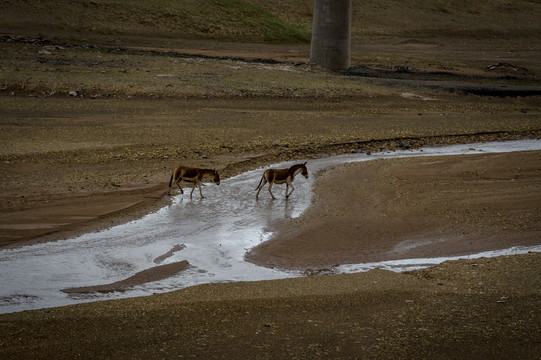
(255, 174, 264, 190)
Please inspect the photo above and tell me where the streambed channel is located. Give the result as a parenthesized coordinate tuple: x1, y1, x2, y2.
(1, 140, 540, 314)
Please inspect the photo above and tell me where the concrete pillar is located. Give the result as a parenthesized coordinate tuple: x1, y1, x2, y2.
(310, 0, 351, 71)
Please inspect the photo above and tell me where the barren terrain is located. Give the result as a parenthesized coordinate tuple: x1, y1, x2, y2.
(1, 0, 540, 358)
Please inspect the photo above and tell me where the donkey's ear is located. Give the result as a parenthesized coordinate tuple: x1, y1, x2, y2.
(303, 162, 307, 165)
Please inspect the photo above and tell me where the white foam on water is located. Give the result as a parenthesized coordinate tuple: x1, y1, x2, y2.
(1, 140, 540, 313)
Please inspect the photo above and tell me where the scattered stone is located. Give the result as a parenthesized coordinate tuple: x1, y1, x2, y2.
(400, 92, 436, 101)
(485, 62, 529, 74)
(399, 140, 411, 149)
(68, 89, 83, 97)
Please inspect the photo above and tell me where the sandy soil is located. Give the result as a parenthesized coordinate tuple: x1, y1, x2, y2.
(1, 20, 541, 359)
(1, 95, 540, 249)
(1, 253, 539, 359)
(2, 138, 540, 359)
(248, 150, 541, 270)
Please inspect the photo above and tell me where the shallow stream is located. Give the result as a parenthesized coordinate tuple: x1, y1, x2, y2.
(1, 140, 540, 314)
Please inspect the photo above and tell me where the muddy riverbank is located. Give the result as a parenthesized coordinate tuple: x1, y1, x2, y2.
(1, 252, 539, 359)
(1, 1, 541, 356)
(248, 150, 541, 270)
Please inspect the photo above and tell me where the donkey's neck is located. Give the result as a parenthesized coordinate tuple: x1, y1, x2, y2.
(290, 167, 302, 178)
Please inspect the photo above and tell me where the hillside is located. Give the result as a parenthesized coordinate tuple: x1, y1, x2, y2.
(1, 0, 539, 44)
(0, 0, 311, 44)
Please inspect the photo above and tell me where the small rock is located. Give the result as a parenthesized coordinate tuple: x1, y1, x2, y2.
(69, 89, 83, 97)
(399, 140, 411, 149)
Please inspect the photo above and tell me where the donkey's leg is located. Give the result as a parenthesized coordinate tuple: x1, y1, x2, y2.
(286, 180, 295, 198)
(198, 182, 205, 198)
(267, 182, 277, 200)
(189, 182, 197, 199)
(256, 177, 267, 199)
(169, 171, 181, 195)
(176, 181, 184, 194)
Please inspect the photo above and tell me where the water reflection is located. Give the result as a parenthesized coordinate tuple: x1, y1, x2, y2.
(1, 140, 540, 314)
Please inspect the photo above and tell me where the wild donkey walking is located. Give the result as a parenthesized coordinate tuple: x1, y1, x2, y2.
(168, 166, 220, 199)
(256, 162, 308, 199)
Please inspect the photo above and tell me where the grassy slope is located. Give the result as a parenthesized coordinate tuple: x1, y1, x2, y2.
(346, 0, 541, 38)
(0, 0, 310, 43)
(250, 0, 541, 38)
(0, 0, 540, 99)
(0, 0, 539, 43)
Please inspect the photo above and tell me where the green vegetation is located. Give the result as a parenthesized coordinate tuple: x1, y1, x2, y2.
(346, 0, 540, 38)
(0, 0, 539, 100)
(1, 0, 539, 44)
(0, 0, 311, 43)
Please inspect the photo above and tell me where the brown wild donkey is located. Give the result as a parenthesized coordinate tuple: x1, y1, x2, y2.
(168, 166, 220, 198)
(256, 162, 308, 199)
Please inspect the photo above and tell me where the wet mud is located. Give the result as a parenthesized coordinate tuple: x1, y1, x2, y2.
(62, 261, 191, 294)
(1, 140, 540, 314)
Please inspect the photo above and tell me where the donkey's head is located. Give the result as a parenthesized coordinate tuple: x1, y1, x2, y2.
(291, 162, 308, 179)
(212, 169, 221, 185)
(300, 162, 309, 179)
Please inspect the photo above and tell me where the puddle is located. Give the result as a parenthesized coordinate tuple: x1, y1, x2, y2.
(0, 140, 540, 314)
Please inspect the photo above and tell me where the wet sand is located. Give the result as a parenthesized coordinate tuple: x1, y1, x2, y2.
(1, 11, 540, 356)
(0, 183, 172, 249)
(62, 260, 191, 294)
(1, 252, 539, 359)
(1, 149, 540, 359)
(11, 148, 537, 298)
(247, 150, 541, 270)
